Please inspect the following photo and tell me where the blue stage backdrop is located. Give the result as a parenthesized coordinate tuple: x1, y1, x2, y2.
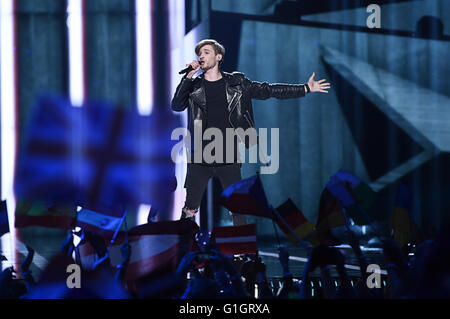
(210, 0, 450, 237)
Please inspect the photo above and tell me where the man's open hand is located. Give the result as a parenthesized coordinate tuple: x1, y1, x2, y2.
(308, 72, 331, 93)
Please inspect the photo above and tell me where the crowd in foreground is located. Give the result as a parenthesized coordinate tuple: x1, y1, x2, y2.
(1, 221, 450, 299)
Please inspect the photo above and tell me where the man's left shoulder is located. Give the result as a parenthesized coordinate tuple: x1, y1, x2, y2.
(222, 71, 245, 79)
(223, 71, 248, 86)
(231, 71, 245, 77)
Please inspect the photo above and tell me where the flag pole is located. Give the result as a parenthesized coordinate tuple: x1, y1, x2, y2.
(255, 171, 310, 249)
(251, 120, 285, 250)
(268, 206, 281, 247)
(341, 206, 354, 234)
(124, 211, 129, 243)
(74, 245, 82, 269)
(110, 210, 128, 245)
(332, 173, 384, 241)
(255, 170, 281, 247)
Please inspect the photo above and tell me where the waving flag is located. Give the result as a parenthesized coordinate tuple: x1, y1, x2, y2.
(0, 201, 9, 237)
(327, 169, 377, 225)
(389, 184, 423, 248)
(326, 177, 356, 207)
(79, 220, 199, 282)
(15, 200, 77, 229)
(75, 205, 126, 240)
(333, 169, 377, 213)
(219, 174, 272, 218)
(313, 188, 344, 246)
(213, 224, 257, 255)
(275, 199, 315, 244)
(325, 177, 367, 225)
(315, 188, 345, 231)
(14, 95, 178, 212)
(389, 184, 411, 248)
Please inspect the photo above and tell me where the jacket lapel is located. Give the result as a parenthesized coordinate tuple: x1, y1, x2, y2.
(223, 72, 241, 107)
(190, 75, 206, 109)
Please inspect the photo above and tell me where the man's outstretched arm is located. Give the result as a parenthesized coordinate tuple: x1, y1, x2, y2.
(243, 72, 330, 100)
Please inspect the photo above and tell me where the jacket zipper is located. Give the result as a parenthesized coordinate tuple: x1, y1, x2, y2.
(227, 92, 242, 127)
(228, 92, 245, 144)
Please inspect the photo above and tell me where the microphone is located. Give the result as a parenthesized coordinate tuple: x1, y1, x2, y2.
(179, 61, 202, 75)
(179, 65, 194, 75)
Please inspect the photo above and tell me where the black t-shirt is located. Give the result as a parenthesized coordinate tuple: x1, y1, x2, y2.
(201, 78, 239, 166)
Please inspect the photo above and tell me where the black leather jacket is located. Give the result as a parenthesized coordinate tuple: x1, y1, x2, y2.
(171, 70, 307, 151)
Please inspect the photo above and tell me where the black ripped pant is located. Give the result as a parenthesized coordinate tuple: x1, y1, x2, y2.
(184, 163, 247, 225)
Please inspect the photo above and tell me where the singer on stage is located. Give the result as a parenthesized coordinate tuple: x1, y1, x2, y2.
(171, 39, 330, 225)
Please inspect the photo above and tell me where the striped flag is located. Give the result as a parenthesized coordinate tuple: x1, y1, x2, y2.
(75, 206, 126, 239)
(80, 234, 180, 282)
(219, 174, 272, 218)
(275, 199, 315, 244)
(79, 220, 199, 282)
(0, 200, 9, 237)
(213, 224, 257, 255)
(15, 200, 77, 229)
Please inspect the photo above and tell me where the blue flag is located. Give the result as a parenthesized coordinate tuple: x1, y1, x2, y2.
(14, 95, 178, 210)
(325, 175, 369, 225)
(332, 168, 377, 212)
(325, 177, 356, 207)
(0, 200, 9, 237)
(219, 174, 272, 218)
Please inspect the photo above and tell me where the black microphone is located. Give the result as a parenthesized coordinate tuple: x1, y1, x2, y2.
(179, 65, 194, 75)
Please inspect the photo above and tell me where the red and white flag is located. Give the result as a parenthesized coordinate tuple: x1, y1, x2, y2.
(79, 234, 180, 282)
(79, 220, 198, 282)
(213, 224, 257, 255)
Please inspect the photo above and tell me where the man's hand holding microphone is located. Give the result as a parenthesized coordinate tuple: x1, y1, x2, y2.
(179, 60, 202, 78)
